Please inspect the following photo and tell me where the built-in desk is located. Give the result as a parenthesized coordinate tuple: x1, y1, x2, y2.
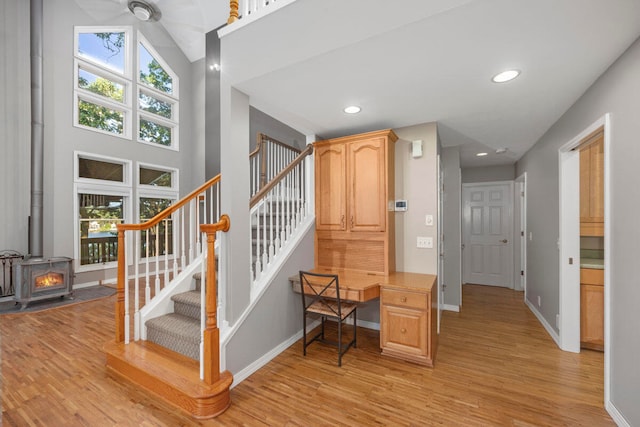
(290, 269, 438, 367)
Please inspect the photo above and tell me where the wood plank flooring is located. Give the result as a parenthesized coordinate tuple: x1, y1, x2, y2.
(1, 284, 612, 426)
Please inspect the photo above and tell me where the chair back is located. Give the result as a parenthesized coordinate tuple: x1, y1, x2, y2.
(299, 271, 344, 317)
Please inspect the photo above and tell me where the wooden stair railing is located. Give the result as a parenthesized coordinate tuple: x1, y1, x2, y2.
(249, 144, 313, 285)
(250, 133, 302, 198)
(115, 174, 222, 345)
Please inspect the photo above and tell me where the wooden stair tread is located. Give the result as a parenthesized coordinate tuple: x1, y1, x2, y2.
(104, 339, 232, 418)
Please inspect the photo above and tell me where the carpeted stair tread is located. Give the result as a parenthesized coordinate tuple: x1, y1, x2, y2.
(146, 313, 200, 360)
(172, 291, 201, 320)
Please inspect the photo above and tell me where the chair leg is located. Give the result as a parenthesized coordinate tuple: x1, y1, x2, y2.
(353, 308, 357, 349)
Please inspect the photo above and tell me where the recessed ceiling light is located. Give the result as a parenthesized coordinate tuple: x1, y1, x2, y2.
(492, 69, 520, 83)
(495, 148, 507, 154)
(476, 152, 488, 157)
(128, 0, 161, 22)
(343, 106, 361, 114)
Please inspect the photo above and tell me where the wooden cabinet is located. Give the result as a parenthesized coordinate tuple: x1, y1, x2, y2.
(580, 132, 604, 236)
(380, 274, 437, 367)
(314, 129, 397, 275)
(580, 268, 604, 351)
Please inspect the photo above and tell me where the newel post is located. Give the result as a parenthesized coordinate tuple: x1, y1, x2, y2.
(228, 0, 239, 24)
(202, 214, 230, 385)
(115, 228, 126, 343)
(258, 133, 267, 190)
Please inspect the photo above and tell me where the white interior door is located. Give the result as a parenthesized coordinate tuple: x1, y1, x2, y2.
(462, 182, 514, 288)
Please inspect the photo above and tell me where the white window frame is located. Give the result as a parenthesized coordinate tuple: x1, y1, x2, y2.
(74, 152, 133, 272)
(137, 162, 179, 191)
(73, 27, 133, 139)
(136, 32, 179, 151)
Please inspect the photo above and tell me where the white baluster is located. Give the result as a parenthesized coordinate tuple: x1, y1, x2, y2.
(124, 231, 130, 344)
(164, 218, 170, 287)
(180, 208, 186, 270)
(145, 227, 150, 304)
(134, 230, 140, 341)
(254, 207, 261, 280)
(155, 224, 161, 295)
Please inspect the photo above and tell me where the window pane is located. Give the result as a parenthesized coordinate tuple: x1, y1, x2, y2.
(140, 198, 173, 257)
(78, 68, 124, 103)
(78, 99, 124, 135)
(139, 118, 171, 146)
(140, 167, 172, 187)
(78, 32, 125, 74)
(139, 44, 173, 94)
(79, 193, 123, 265)
(139, 92, 172, 119)
(79, 157, 124, 182)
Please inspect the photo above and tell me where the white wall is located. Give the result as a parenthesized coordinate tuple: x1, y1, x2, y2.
(517, 36, 640, 425)
(394, 122, 439, 275)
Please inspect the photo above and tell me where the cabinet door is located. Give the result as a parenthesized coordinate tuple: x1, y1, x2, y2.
(589, 138, 604, 222)
(579, 147, 591, 222)
(381, 304, 427, 358)
(315, 144, 346, 230)
(348, 137, 386, 232)
(580, 283, 604, 350)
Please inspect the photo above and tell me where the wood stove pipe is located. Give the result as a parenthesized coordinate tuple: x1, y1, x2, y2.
(30, 0, 44, 258)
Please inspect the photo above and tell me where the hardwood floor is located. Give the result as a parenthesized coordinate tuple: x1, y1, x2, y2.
(1, 284, 612, 426)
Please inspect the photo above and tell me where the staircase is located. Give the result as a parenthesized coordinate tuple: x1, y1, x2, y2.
(145, 272, 202, 360)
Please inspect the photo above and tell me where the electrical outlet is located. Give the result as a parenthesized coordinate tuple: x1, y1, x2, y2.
(417, 237, 433, 249)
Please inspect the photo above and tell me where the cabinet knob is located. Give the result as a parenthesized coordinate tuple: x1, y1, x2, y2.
(401, 328, 406, 334)
(401, 296, 407, 302)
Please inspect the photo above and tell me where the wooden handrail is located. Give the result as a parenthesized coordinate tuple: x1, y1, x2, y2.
(249, 133, 302, 158)
(250, 144, 313, 208)
(117, 174, 221, 232)
(201, 215, 231, 385)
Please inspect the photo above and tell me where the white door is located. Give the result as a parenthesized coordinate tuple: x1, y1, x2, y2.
(462, 182, 514, 288)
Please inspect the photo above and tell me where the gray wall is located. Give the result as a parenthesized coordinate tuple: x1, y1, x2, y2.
(2, 0, 203, 285)
(249, 107, 306, 151)
(394, 123, 439, 275)
(516, 36, 640, 424)
(0, 0, 30, 254)
(462, 164, 515, 183)
(442, 146, 461, 308)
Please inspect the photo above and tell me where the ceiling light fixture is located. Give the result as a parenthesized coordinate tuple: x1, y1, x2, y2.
(128, 0, 161, 22)
(343, 105, 361, 114)
(476, 152, 488, 157)
(492, 69, 520, 83)
(495, 148, 507, 154)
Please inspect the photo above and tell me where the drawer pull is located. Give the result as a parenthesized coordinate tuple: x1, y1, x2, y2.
(401, 328, 406, 334)
(401, 297, 407, 302)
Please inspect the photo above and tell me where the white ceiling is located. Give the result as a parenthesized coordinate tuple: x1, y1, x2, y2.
(76, 0, 640, 167)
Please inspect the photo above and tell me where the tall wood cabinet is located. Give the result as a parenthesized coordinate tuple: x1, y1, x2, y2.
(580, 132, 604, 236)
(314, 129, 397, 275)
(580, 268, 604, 351)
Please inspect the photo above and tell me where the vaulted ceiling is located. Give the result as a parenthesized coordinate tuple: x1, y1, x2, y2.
(76, 0, 640, 167)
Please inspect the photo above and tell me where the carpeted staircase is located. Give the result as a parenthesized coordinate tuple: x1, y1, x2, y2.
(145, 272, 202, 360)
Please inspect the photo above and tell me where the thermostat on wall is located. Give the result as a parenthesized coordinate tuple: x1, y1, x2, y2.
(395, 200, 408, 212)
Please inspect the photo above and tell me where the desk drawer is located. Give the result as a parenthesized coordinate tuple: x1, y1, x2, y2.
(381, 287, 427, 310)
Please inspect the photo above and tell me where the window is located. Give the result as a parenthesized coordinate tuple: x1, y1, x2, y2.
(73, 28, 179, 150)
(139, 164, 177, 188)
(137, 34, 179, 149)
(139, 197, 175, 258)
(74, 152, 132, 271)
(74, 28, 131, 139)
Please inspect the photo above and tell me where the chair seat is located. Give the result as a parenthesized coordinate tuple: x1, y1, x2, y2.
(307, 300, 357, 320)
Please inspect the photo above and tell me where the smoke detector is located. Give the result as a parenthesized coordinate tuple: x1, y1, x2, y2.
(128, 0, 161, 22)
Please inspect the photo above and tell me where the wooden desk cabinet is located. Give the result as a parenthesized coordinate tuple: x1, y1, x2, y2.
(580, 268, 604, 351)
(380, 274, 437, 367)
(580, 132, 604, 236)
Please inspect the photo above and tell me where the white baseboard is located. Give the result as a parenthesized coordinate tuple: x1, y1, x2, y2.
(525, 299, 560, 347)
(231, 319, 320, 388)
(358, 320, 380, 331)
(606, 400, 630, 427)
(442, 304, 460, 312)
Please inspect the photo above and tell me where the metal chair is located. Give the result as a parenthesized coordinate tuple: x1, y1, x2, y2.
(299, 271, 357, 366)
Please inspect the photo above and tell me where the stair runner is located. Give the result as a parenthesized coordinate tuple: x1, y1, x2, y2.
(145, 272, 202, 360)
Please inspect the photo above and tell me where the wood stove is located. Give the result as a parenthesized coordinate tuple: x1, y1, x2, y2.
(14, 257, 74, 309)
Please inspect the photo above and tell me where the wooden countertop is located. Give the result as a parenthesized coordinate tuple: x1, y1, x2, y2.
(290, 269, 436, 302)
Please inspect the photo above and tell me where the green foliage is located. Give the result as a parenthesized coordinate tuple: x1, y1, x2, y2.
(140, 119, 171, 146)
(95, 32, 124, 58)
(78, 99, 123, 135)
(140, 58, 172, 93)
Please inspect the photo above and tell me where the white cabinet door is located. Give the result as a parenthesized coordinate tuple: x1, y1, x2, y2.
(462, 182, 514, 288)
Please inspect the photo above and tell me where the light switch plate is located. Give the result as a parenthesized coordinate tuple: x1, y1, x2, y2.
(417, 236, 433, 249)
(425, 214, 434, 226)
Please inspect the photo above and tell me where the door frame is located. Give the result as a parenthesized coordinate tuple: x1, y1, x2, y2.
(514, 172, 527, 294)
(558, 113, 611, 403)
(461, 180, 515, 289)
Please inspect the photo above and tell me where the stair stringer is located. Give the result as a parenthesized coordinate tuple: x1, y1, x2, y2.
(140, 256, 204, 341)
(219, 214, 315, 371)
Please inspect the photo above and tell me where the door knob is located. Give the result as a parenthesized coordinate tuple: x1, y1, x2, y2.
(500, 239, 508, 243)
